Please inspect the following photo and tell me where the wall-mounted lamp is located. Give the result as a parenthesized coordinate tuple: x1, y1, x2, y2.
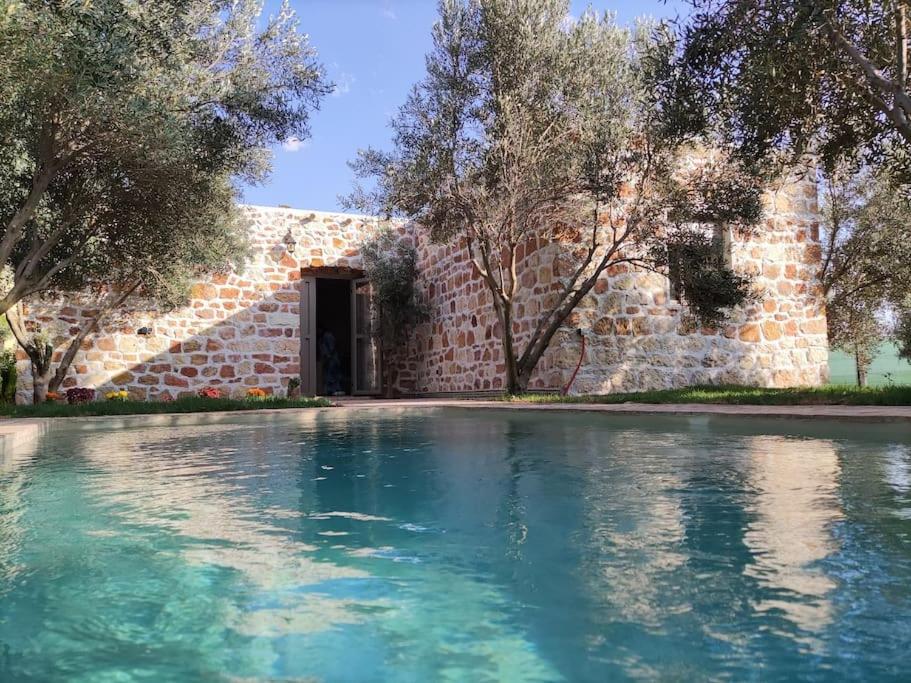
(282, 229, 297, 254)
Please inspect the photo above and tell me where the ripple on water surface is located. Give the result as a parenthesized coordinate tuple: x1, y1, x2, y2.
(0, 409, 909, 681)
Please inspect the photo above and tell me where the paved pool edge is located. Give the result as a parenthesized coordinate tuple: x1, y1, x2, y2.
(339, 399, 911, 422)
(3, 398, 910, 430)
(0, 418, 50, 459)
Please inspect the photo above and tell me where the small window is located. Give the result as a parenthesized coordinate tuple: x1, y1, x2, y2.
(667, 223, 732, 302)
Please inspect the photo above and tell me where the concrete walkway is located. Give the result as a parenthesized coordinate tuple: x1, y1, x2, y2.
(333, 397, 911, 422)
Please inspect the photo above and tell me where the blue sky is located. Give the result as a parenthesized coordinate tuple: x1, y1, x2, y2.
(244, 1, 683, 212)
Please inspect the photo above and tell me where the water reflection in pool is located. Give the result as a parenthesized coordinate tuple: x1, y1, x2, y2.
(0, 409, 909, 681)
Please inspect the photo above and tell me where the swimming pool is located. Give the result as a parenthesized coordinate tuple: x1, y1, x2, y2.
(0, 408, 909, 681)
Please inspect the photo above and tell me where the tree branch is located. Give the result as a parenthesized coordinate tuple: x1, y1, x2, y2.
(897, 2, 908, 88)
(49, 282, 140, 392)
(824, 14, 911, 141)
(22, 250, 84, 297)
(4, 306, 29, 350)
(14, 208, 87, 284)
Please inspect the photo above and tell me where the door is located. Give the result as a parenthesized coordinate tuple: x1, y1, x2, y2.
(300, 276, 317, 396)
(351, 278, 381, 394)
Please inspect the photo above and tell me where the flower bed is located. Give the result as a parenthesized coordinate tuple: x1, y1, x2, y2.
(66, 388, 95, 405)
(198, 387, 223, 399)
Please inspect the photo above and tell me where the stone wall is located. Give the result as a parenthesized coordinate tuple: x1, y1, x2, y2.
(16, 208, 380, 402)
(396, 176, 828, 394)
(16, 176, 828, 402)
(556, 177, 830, 393)
(393, 233, 564, 393)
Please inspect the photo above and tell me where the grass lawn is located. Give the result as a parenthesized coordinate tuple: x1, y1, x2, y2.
(829, 342, 911, 386)
(508, 384, 911, 406)
(0, 395, 333, 418)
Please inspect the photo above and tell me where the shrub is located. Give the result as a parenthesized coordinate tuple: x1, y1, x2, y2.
(198, 387, 222, 399)
(105, 390, 129, 402)
(0, 339, 16, 404)
(246, 387, 267, 399)
(45, 391, 63, 402)
(1, 363, 17, 404)
(360, 229, 429, 396)
(66, 387, 95, 404)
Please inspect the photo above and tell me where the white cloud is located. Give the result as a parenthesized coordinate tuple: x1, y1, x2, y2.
(332, 72, 356, 98)
(381, 2, 397, 21)
(282, 137, 309, 152)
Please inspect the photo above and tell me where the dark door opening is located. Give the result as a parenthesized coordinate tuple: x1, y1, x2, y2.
(315, 278, 352, 396)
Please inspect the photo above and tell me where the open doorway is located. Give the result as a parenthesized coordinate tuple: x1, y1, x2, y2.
(300, 270, 381, 397)
(315, 278, 352, 396)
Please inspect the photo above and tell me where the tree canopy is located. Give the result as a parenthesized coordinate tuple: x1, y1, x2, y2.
(0, 0, 330, 401)
(0, 0, 329, 315)
(668, 0, 911, 181)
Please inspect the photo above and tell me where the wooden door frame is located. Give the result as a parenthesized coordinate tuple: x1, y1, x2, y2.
(299, 276, 317, 396)
(351, 277, 382, 396)
(299, 267, 381, 397)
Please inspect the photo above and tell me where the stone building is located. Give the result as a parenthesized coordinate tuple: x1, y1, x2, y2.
(16, 176, 828, 402)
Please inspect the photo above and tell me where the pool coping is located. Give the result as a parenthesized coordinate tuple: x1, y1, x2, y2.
(337, 398, 911, 422)
(0, 418, 50, 459)
(2, 397, 911, 429)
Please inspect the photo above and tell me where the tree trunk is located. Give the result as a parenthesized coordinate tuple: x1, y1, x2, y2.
(8, 282, 141, 404)
(383, 348, 398, 399)
(32, 367, 50, 404)
(470, 214, 627, 397)
(492, 297, 524, 395)
(507, 370, 530, 395)
(855, 349, 869, 387)
(24, 342, 54, 405)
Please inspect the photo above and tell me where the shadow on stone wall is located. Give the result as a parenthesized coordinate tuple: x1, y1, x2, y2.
(17, 287, 305, 403)
(16, 266, 829, 404)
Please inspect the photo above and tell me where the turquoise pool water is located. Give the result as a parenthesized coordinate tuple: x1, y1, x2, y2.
(0, 409, 910, 681)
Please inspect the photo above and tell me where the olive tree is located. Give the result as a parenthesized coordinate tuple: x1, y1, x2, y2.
(897, 304, 911, 361)
(360, 228, 429, 397)
(346, 0, 760, 394)
(820, 167, 911, 385)
(5, 185, 249, 403)
(0, 0, 329, 402)
(669, 1, 911, 182)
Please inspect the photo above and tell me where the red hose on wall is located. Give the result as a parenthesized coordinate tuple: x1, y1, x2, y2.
(562, 331, 586, 396)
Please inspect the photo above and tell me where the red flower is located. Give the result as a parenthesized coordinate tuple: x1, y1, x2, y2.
(66, 387, 95, 404)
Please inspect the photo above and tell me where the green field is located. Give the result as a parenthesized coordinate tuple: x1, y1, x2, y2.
(828, 342, 911, 386)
